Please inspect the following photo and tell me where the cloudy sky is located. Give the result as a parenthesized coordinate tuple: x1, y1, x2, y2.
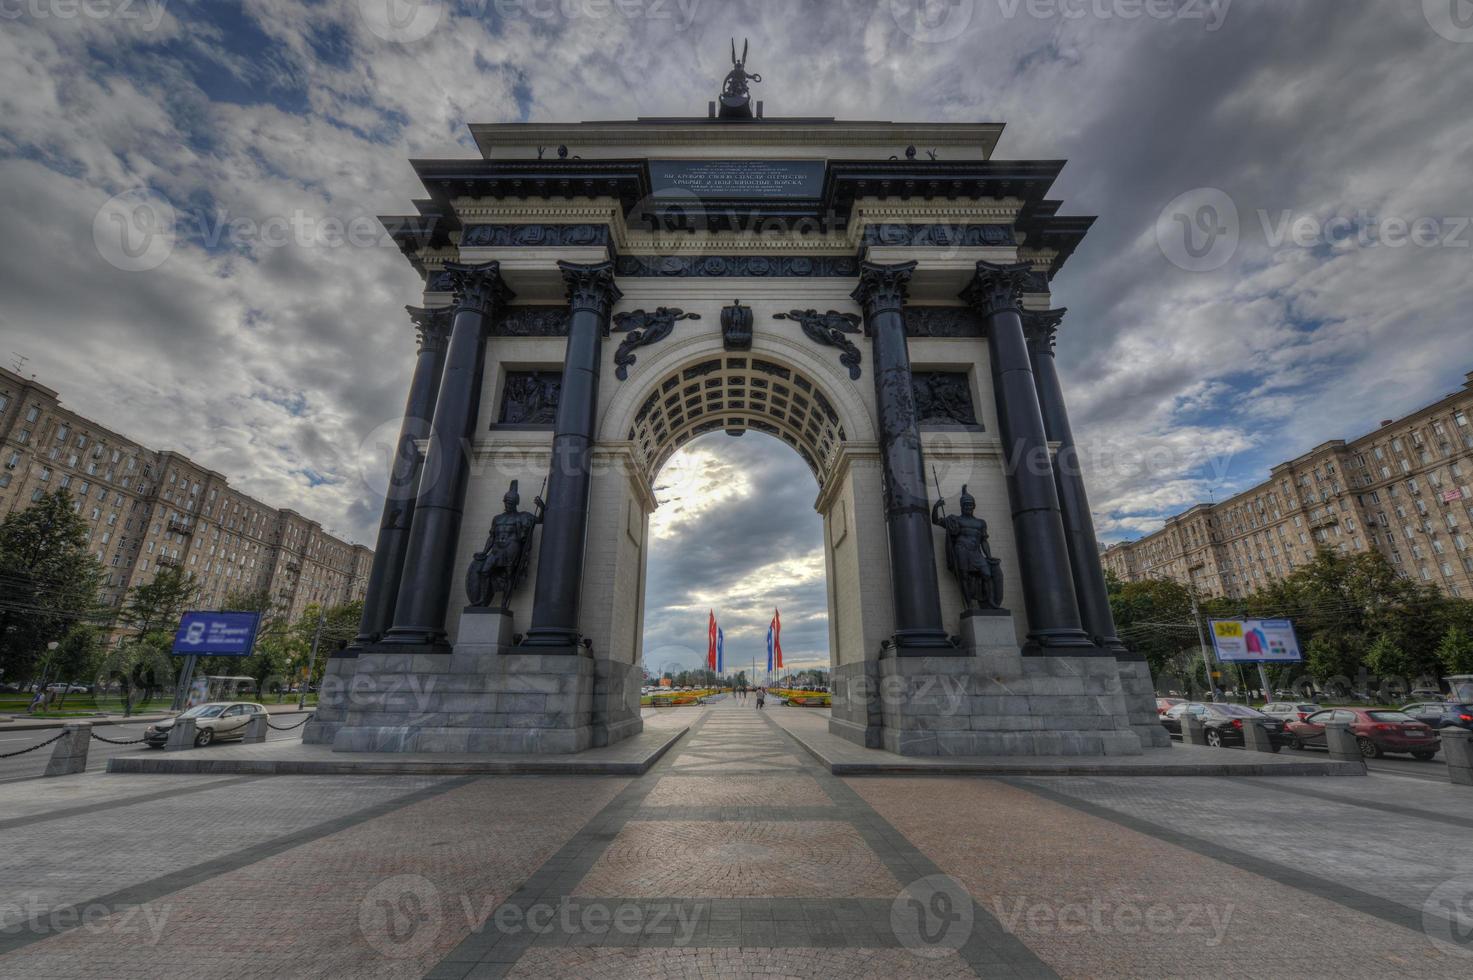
(3, 1, 1471, 670)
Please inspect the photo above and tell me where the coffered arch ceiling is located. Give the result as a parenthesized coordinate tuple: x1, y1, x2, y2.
(627, 354, 849, 490)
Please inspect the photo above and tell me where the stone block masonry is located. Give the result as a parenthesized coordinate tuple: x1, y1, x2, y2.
(327, 610, 640, 755)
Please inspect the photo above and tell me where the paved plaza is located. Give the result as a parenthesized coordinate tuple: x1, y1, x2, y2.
(2, 698, 1472, 978)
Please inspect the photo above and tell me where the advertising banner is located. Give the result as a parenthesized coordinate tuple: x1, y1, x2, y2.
(1209, 619, 1303, 663)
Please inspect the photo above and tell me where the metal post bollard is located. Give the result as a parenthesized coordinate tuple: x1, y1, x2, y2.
(1243, 719, 1277, 753)
(1324, 722, 1363, 764)
(1442, 729, 1473, 786)
(242, 714, 268, 745)
(1183, 714, 1209, 746)
(44, 722, 92, 776)
(165, 717, 197, 751)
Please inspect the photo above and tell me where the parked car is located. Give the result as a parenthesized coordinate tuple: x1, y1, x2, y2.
(1285, 708, 1440, 759)
(144, 702, 267, 748)
(1407, 688, 1444, 700)
(1155, 697, 1186, 716)
(1160, 703, 1287, 749)
(1400, 701, 1473, 732)
(1260, 702, 1323, 725)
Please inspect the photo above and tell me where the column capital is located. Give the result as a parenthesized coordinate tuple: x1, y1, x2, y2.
(850, 260, 917, 316)
(406, 305, 454, 354)
(1022, 307, 1067, 355)
(960, 260, 1033, 318)
(558, 260, 622, 323)
(444, 260, 515, 319)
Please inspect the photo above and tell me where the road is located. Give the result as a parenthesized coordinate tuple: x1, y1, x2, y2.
(0, 712, 312, 783)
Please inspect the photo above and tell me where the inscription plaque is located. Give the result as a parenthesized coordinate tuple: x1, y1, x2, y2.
(649, 159, 826, 200)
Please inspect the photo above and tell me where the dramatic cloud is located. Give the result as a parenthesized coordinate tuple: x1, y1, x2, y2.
(2, 1, 1469, 660)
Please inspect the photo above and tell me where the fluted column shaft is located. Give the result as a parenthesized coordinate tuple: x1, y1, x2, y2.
(963, 261, 1094, 654)
(1025, 310, 1134, 658)
(852, 261, 954, 654)
(384, 262, 513, 648)
(522, 261, 622, 652)
(349, 307, 451, 651)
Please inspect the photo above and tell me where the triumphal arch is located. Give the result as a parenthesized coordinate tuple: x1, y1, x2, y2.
(307, 56, 1166, 758)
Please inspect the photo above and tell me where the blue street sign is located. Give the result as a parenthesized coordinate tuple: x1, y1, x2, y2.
(172, 611, 261, 656)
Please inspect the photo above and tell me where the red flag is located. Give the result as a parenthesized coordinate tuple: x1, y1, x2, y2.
(773, 609, 783, 669)
(707, 610, 717, 671)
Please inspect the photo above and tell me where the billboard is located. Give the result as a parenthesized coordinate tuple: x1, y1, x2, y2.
(172, 611, 262, 657)
(1209, 619, 1303, 664)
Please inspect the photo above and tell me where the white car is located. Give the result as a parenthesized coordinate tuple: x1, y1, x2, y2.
(145, 702, 267, 748)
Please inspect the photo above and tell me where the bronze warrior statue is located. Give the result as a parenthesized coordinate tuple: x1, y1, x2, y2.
(465, 480, 545, 612)
(931, 485, 1005, 612)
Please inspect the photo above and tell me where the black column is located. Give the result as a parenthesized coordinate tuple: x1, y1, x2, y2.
(962, 261, 1095, 655)
(521, 260, 622, 653)
(851, 261, 955, 655)
(1024, 309, 1134, 659)
(348, 307, 452, 652)
(383, 262, 513, 649)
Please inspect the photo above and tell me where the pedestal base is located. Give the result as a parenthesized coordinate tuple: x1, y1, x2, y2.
(327, 610, 640, 755)
(829, 612, 1147, 757)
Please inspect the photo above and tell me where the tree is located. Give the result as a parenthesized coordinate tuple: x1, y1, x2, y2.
(95, 636, 176, 716)
(1305, 630, 1365, 695)
(0, 490, 103, 686)
(1364, 634, 1411, 688)
(1438, 625, 1473, 676)
(1107, 574, 1197, 686)
(118, 565, 199, 643)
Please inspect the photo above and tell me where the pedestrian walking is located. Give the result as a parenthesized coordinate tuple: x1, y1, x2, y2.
(756, 688, 765, 710)
(27, 688, 45, 714)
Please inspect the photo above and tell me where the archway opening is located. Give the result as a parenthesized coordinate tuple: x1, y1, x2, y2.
(639, 429, 831, 698)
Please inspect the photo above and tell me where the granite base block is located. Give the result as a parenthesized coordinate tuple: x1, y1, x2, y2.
(829, 612, 1144, 758)
(331, 610, 622, 756)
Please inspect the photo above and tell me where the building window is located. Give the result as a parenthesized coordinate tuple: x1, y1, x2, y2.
(25, 406, 39, 422)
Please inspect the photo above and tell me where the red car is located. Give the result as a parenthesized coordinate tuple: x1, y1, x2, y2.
(1285, 708, 1440, 760)
(1156, 697, 1186, 716)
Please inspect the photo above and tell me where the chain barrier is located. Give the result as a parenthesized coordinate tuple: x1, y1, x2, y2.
(266, 715, 311, 731)
(90, 731, 149, 745)
(0, 730, 68, 758)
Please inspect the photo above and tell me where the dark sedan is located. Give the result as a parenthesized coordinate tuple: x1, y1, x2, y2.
(1400, 701, 1473, 732)
(1285, 708, 1440, 759)
(1161, 702, 1287, 749)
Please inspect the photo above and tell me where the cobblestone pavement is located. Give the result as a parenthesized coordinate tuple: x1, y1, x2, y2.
(2, 699, 1471, 978)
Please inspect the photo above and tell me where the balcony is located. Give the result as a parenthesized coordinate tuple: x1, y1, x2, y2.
(168, 519, 193, 535)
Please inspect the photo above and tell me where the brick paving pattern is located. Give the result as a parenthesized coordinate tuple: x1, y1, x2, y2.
(504, 946, 976, 978)
(852, 776, 1464, 978)
(575, 820, 897, 898)
(2, 698, 1470, 979)
(642, 774, 832, 808)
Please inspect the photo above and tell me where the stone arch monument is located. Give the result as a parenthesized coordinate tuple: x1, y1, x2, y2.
(306, 63, 1167, 758)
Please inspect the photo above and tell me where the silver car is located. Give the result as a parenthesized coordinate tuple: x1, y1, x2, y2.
(145, 702, 266, 748)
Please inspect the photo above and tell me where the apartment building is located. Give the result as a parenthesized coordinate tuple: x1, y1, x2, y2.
(1103, 370, 1473, 600)
(0, 368, 372, 636)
